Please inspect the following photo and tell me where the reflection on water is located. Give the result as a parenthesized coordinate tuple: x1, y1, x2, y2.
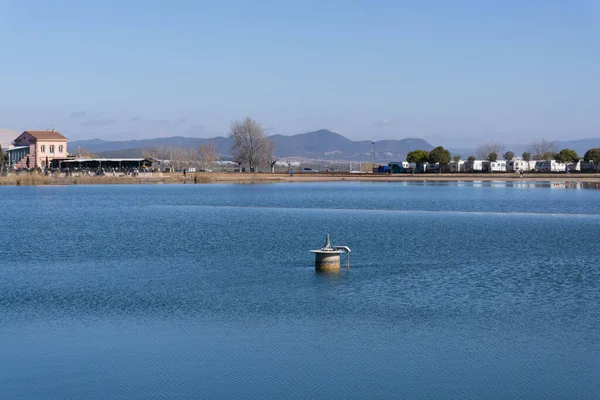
(0, 182, 599, 399)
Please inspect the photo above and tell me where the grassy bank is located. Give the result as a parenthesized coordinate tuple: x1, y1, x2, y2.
(1, 171, 600, 186)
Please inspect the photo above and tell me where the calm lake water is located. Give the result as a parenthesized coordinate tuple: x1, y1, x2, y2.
(1, 181, 599, 399)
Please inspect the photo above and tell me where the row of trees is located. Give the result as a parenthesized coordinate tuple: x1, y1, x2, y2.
(406, 144, 600, 172)
(406, 147, 452, 169)
(0, 117, 276, 174)
(474, 139, 595, 163)
(406, 140, 583, 168)
(143, 144, 220, 172)
(475, 140, 556, 161)
(478, 147, 598, 165)
(141, 117, 276, 172)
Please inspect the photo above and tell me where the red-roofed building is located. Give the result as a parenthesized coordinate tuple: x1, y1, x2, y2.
(10, 130, 68, 169)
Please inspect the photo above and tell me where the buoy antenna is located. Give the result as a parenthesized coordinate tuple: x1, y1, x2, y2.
(323, 234, 332, 249)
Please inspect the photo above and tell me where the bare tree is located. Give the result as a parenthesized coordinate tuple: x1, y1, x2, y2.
(167, 146, 197, 172)
(476, 142, 504, 159)
(141, 149, 155, 159)
(530, 139, 556, 160)
(143, 146, 173, 172)
(265, 141, 277, 173)
(143, 146, 167, 160)
(76, 146, 97, 158)
(198, 143, 219, 171)
(268, 160, 278, 173)
(230, 117, 274, 172)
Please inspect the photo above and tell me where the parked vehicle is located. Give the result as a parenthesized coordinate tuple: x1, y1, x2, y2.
(535, 161, 566, 172)
(388, 161, 416, 173)
(489, 161, 507, 172)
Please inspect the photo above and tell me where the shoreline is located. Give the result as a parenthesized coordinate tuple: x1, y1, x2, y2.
(2, 172, 600, 186)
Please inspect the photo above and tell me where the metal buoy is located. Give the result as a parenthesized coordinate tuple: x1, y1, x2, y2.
(310, 234, 351, 271)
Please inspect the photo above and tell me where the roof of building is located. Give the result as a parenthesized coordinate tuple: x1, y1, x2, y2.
(61, 158, 152, 162)
(24, 130, 67, 140)
(4, 146, 29, 151)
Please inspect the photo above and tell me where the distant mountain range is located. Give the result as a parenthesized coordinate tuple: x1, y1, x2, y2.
(69, 129, 435, 162)
(67, 130, 600, 161)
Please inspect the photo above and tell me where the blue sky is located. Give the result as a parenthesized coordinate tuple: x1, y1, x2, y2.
(0, 0, 598, 146)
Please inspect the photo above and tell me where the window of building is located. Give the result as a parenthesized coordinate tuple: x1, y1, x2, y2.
(59, 145, 63, 153)
(50, 145, 55, 153)
(41, 145, 45, 152)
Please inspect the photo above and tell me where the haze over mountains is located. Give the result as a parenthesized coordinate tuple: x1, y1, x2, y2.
(69, 130, 434, 162)
(68, 129, 600, 162)
(0, 127, 590, 162)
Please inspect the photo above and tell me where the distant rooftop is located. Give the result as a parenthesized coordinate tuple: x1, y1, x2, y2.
(61, 158, 151, 163)
(0, 128, 18, 148)
(4, 146, 29, 151)
(24, 130, 67, 140)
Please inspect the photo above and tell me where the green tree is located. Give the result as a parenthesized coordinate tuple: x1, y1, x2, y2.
(406, 150, 430, 165)
(467, 155, 476, 163)
(541, 151, 554, 161)
(428, 146, 451, 173)
(555, 148, 579, 164)
(503, 151, 514, 161)
(522, 152, 531, 161)
(584, 148, 600, 172)
(0, 145, 4, 166)
(452, 155, 461, 163)
(488, 152, 498, 162)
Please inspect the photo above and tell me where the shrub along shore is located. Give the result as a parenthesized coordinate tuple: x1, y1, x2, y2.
(2, 171, 600, 186)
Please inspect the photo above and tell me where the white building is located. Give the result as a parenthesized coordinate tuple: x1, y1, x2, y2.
(535, 160, 566, 172)
(507, 159, 536, 172)
(425, 162, 439, 173)
(465, 160, 484, 172)
(566, 161, 581, 172)
(489, 160, 507, 172)
(445, 160, 465, 173)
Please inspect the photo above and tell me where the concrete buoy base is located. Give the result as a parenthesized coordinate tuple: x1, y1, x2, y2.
(313, 251, 343, 270)
(310, 234, 351, 271)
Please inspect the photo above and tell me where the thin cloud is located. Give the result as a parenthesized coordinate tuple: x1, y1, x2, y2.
(148, 119, 171, 126)
(70, 111, 87, 119)
(182, 124, 207, 136)
(375, 118, 398, 127)
(147, 118, 190, 127)
(80, 118, 117, 127)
